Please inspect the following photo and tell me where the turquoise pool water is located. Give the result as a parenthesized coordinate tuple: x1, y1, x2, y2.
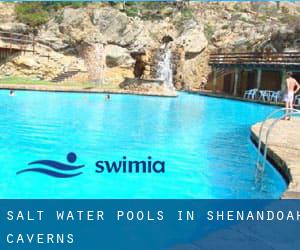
(0, 90, 286, 198)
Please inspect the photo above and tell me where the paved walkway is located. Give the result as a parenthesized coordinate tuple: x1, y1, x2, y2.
(251, 118, 300, 199)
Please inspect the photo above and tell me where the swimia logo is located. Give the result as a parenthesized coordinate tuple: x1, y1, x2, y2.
(16, 153, 85, 178)
(16, 153, 165, 178)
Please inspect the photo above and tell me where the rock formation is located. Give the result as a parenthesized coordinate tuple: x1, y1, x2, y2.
(0, 2, 299, 90)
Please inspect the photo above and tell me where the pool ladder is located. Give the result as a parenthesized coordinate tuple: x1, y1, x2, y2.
(255, 108, 300, 184)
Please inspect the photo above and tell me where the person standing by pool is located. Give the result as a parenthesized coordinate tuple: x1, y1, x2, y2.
(284, 72, 300, 120)
(200, 76, 207, 90)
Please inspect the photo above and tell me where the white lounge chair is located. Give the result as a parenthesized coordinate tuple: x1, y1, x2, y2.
(243, 88, 258, 100)
(259, 90, 269, 101)
(270, 91, 282, 103)
(295, 95, 300, 105)
(243, 90, 251, 98)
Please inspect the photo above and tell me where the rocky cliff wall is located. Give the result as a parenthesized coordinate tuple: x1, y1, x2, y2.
(0, 2, 299, 89)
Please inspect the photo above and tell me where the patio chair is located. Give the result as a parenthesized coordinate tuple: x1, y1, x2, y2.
(295, 95, 300, 105)
(259, 90, 270, 101)
(270, 91, 282, 103)
(243, 88, 258, 99)
(243, 89, 251, 99)
(249, 88, 258, 99)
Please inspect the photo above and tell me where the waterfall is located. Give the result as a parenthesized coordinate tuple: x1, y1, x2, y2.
(157, 46, 175, 91)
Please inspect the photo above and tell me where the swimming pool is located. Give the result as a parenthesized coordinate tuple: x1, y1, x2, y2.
(0, 90, 286, 198)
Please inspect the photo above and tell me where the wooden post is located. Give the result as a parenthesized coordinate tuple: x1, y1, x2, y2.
(230, 72, 235, 94)
(256, 68, 262, 89)
(212, 67, 217, 93)
(280, 68, 286, 91)
(32, 36, 35, 54)
(233, 67, 239, 96)
(9, 33, 12, 52)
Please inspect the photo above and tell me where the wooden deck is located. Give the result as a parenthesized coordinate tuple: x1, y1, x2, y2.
(0, 30, 35, 59)
(209, 52, 300, 70)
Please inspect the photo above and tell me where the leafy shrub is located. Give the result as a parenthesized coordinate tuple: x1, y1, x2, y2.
(221, 24, 229, 30)
(124, 8, 140, 18)
(180, 8, 193, 19)
(15, 2, 88, 27)
(123, 2, 176, 20)
(281, 6, 289, 14)
(15, 3, 50, 27)
(204, 24, 215, 40)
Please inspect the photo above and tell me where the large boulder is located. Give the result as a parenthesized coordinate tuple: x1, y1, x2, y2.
(12, 56, 39, 69)
(0, 22, 29, 33)
(119, 20, 156, 50)
(268, 26, 300, 52)
(60, 8, 91, 28)
(181, 50, 210, 89)
(105, 45, 134, 68)
(92, 8, 129, 43)
(175, 20, 208, 54)
(119, 77, 177, 97)
(58, 8, 100, 44)
(37, 29, 69, 51)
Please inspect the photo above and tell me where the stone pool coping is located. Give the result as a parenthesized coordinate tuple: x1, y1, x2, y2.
(251, 119, 300, 199)
(0, 84, 178, 97)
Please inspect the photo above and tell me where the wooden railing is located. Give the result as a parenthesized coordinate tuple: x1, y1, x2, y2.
(209, 52, 300, 65)
(0, 30, 35, 52)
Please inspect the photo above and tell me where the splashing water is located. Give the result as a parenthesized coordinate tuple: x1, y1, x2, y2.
(157, 47, 175, 91)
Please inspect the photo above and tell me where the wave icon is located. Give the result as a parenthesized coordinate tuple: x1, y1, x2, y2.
(16, 152, 85, 178)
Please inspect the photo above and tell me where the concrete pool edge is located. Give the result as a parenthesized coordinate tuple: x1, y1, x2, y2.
(185, 90, 285, 107)
(251, 120, 300, 199)
(0, 84, 178, 98)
